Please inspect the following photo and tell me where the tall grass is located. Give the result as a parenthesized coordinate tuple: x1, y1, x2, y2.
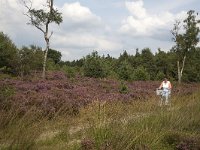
(0, 88, 200, 149)
(76, 90, 200, 150)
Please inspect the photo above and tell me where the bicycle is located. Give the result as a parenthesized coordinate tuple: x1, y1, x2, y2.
(156, 88, 171, 106)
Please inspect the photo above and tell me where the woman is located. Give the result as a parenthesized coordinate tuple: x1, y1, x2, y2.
(159, 78, 172, 105)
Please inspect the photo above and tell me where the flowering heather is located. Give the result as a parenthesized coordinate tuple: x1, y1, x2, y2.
(0, 72, 199, 116)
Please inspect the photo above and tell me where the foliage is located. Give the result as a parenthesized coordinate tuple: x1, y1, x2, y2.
(62, 65, 78, 78)
(140, 48, 156, 80)
(1, 11, 200, 82)
(18, 45, 43, 76)
(0, 32, 19, 73)
(117, 60, 133, 81)
(27, 5, 62, 27)
(119, 81, 129, 94)
(155, 49, 169, 76)
(172, 10, 200, 59)
(171, 10, 200, 83)
(182, 47, 200, 82)
(46, 59, 61, 71)
(48, 48, 62, 64)
(24, 0, 63, 78)
(83, 51, 108, 78)
(155, 71, 165, 80)
(132, 66, 150, 81)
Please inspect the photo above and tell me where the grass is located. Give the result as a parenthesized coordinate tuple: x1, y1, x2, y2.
(0, 88, 200, 150)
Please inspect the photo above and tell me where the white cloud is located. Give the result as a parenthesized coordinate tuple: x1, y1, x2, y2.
(61, 2, 101, 24)
(52, 2, 122, 57)
(120, 0, 187, 37)
(0, 0, 122, 60)
(52, 33, 122, 61)
(125, 0, 146, 19)
(52, 33, 122, 52)
(58, 3, 103, 33)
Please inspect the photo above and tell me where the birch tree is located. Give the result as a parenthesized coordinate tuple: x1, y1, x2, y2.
(23, 0, 62, 79)
(171, 10, 200, 84)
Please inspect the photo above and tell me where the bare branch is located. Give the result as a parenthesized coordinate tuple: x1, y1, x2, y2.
(35, 25, 45, 34)
(21, 0, 33, 11)
(49, 31, 53, 39)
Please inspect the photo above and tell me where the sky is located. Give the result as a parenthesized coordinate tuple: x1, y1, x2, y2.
(0, 0, 200, 61)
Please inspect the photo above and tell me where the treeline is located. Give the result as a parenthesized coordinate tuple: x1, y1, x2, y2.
(0, 31, 200, 82)
(62, 48, 200, 82)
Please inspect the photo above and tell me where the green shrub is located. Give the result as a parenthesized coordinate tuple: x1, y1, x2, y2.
(156, 71, 165, 80)
(47, 59, 61, 71)
(119, 81, 129, 94)
(132, 66, 150, 81)
(83, 51, 108, 78)
(0, 32, 19, 74)
(62, 65, 77, 78)
(18, 45, 43, 76)
(117, 60, 133, 81)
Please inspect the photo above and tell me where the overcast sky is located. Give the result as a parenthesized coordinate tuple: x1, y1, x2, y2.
(0, 0, 200, 61)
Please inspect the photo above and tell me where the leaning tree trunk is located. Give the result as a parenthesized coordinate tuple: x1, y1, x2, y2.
(177, 55, 186, 84)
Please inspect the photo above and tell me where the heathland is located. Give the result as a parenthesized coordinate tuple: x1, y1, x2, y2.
(0, 72, 200, 150)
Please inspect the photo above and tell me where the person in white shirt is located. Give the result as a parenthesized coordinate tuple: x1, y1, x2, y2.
(159, 78, 172, 105)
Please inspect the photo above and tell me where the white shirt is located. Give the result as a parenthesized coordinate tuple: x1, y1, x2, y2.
(162, 81, 170, 89)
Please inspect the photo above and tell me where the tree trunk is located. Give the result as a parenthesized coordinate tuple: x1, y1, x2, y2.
(41, 0, 53, 79)
(177, 61, 181, 84)
(42, 38, 49, 79)
(177, 55, 186, 84)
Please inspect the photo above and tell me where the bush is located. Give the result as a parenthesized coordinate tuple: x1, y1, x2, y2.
(83, 51, 108, 78)
(119, 81, 129, 94)
(117, 60, 133, 81)
(47, 59, 61, 71)
(156, 71, 165, 80)
(132, 66, 150, 81)
(0, 32, 19, 74)
(62, 65, 78, 78)
(18, 45, 43, 76)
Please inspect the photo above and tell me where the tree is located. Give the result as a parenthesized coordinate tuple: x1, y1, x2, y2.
(83, 51, 108, 78)
(155, 49, 168, 77)
(118, 50, 129, 62)
(171, 10, 200, 83)
(23, 0, 63, 79)
(0, 32, 19, 74)
(132, 66, 150, 81)
(117, 60, 133, 81)
(19, 45, 43, 76)
(48, 49, 62, 64)
(182, 47, 200, 82)
(140, 48, 156, 80)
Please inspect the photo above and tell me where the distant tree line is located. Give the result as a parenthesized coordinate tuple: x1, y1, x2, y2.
(0, 10, 199, 82)
(63, 48, 200, 82)
(1, 30, 200, 82)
